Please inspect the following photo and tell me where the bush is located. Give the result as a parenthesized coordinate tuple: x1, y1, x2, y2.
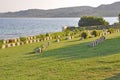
(81, 32, 88, 39)
(108, 28, 114, 34)
(51, 32, 65, 39)
(20, 37, 26, 42)
(78, 16, 109, 27)
(46, 33, 50, 37)
(0, 40, 3, 48)
(91, 30, 99, 37)
(36, 35, 41, 39)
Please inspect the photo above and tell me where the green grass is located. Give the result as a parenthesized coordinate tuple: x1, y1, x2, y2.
(0, 32, 120, 80)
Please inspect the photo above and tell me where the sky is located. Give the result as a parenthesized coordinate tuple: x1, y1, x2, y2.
(0, 0, 120, 12)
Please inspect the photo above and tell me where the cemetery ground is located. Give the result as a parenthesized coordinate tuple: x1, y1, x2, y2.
(0, 32, 120, 80)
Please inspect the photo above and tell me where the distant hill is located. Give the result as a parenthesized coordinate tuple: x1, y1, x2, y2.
(0, 1, 120, 18)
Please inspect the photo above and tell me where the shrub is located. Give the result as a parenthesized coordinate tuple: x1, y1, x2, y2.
(39, 34, 46, 40)
(51, 32, 65, 39)
(108, 28, 114, 34)
(91, 30, 99, 37)
(81, 32, 88, 39)
(36, 35, 41, 39)
(46, 33, 50, 37)
(78, 16, 109, 27)
(20, 37, 26, 42)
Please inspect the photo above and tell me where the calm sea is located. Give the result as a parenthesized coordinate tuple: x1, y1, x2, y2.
(0, 17, 119, 40)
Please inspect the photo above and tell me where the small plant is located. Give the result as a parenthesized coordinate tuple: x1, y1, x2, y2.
(20, 37, 26, 43)
(108, 28, 114, 34)
(46, 33, 50, 37)
(36, 35, 41, 39)
(91, 30, 99, 37)
(81, 32, 88, 39)
(74, 28, 80, 34)
(40, 34, 46, 40)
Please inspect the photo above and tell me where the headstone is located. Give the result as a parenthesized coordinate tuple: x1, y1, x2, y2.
(41, 45, 46, 51)
(11, 43, 16, 47)
(2, 44, 6, 49)
(3, 40, 6, 44)
(66, 36, 71, 40)
(71, 36, 74, 39)
(46, 37, 50, 40)
(30, 40, 33, 43)
(46, 41, 50, 47)
(33, 40, 36, 43)
(36, 39, 40, 42)
(44, 38, 47, 41)
(16, 42, 20, 46)
(36, 48, 42, 53)
(56, 39, 60, 43)
(7, 44, 11, 47)
(80, 37, 84, 40)
(20, 42, 24, 45)
(49, 37, 52, 40)
(14, 39, 17, 42)
(26, 40, 29, 44)
(89, 36, 106, 47)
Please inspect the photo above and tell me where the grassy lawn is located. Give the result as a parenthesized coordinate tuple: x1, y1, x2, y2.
(0, 32, 120, 80)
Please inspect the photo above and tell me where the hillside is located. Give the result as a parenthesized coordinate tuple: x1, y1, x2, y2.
(0, 32, 120, 80)
(0, 1, 120, 17)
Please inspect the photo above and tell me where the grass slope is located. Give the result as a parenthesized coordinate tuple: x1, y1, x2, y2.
(0, 32, 120, 80)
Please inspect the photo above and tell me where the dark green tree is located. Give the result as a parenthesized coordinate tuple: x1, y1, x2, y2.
(78, 16, 109, 27)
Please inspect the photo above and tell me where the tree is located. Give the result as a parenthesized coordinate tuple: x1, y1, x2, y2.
(78, 16, 109, 27)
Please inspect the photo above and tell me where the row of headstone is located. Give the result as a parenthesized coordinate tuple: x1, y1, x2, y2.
(1, 36, 53, 49)
(89, 36, 106, 47)
(2, 42, 24, 49)
(26, 36, 36, 40)
(65, 36, 74, 40)
(3, 38, 20, 44)
(115, 29, 120, 33)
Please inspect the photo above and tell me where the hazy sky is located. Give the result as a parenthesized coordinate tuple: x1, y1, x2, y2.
(0, 0, 120, 12)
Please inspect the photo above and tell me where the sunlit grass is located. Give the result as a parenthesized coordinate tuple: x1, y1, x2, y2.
(0, 32, 120, 80)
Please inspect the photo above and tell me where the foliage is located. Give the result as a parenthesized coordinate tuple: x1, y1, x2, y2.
(46, 33, 50, 36)
(108, 28, 115, 34)
(78, 16, 109, 27)
(40, 34, 46, 40)
(81, 32, 88, 39)
(20, 37, 26, 42)
(91, 30, 99, 37)
(36, 35, 41, 39)
(51, 32, 66, 39)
